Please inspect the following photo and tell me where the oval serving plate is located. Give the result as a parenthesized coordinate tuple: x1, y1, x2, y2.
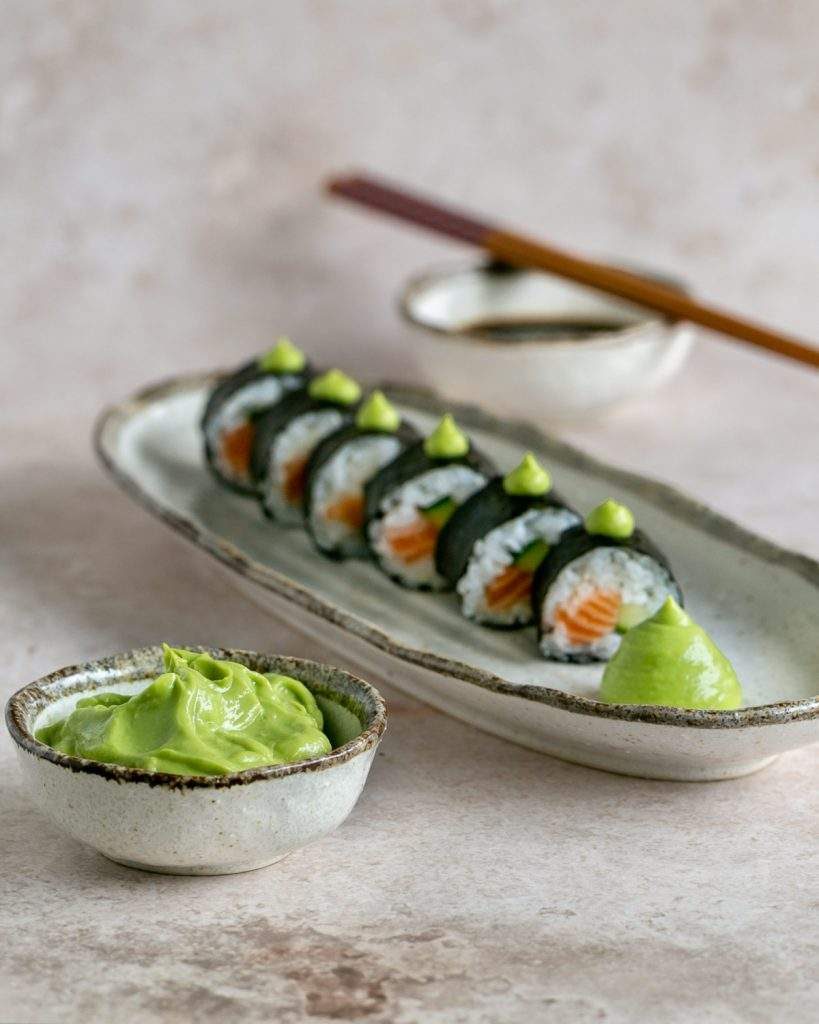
(94, 374, 819, 781)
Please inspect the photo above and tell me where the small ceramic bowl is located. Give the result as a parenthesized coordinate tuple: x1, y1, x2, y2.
(399, 261, 694, 422)
(5, 646, 386, 875)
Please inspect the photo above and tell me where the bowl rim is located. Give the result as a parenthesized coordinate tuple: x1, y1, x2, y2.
(5, 645, 387, 790)
(398, 259, 686, 353)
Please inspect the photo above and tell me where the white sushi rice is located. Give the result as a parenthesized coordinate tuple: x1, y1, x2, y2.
(369, 465, 487, 589)
(206, 375, 300, 484)
(262, 409, 346, 524)
(458, 507, 580, 626)
(539, 546, 676, 661)
(308, 434, 405, 556)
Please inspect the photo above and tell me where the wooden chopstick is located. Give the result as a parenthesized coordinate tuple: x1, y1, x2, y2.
(326, 172, 819, 370)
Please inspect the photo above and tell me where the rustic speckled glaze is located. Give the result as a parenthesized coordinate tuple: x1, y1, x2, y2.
(6, 646, 387, 874)
(93, 375, 819, 781)
(399, 262, 694, 421)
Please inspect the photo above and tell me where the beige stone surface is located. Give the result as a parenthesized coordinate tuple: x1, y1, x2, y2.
(1, 2, 817, 1022)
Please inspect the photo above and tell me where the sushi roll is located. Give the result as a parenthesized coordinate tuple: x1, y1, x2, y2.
(303, 392, 419, 559)
(436, 453, 580, 628)
(533, 499, 683, 663)
(365, 414, 496, 590)
(202, 337, 310, 495)
(250, 368, 361, 525)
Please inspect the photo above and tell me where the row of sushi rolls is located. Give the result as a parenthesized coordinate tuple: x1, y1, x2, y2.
(202, 338, 684, 665)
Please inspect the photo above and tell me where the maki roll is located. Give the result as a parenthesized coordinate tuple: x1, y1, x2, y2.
(202, 337, 310, 495)
(303, 392, 419, 559)
(365, 415, 496, 590)
(436, 453, 580, 628)
(250, 369, 361, 525)
(533, 499, 683, 663)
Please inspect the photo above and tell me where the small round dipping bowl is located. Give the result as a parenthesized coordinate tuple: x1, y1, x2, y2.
(400, 261, 693, 421)
(5, 646, 386, 875)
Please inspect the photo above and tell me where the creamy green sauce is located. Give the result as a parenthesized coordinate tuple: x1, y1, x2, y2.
(503, 452, 551, 496)
(585, 499, 635, 539)
(308, 369, 361, 406)
(36, 646, 332, 775)
(599, 598, 743, 710)
(424, 414, 469, 459)
(257, 336, 306, 374)
(356, 390, 400, 432)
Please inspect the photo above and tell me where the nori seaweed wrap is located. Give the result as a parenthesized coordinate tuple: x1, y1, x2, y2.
(249, 369, 362, 525)
(436, 454, 580, 628)
(365, 416, 496, 590)
(202, 338, 311, 495)
(304, 393, 419, 560)
(532, 499, 683, 662)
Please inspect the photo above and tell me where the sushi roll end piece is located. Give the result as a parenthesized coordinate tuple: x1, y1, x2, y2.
(304, 391, 419, 559)
(436, 452, 581, 627)
(534, 498, 683, 663)
(202, 336, 310, 495)
(365, 414, 496, 590)
(251, 369, 363, 525)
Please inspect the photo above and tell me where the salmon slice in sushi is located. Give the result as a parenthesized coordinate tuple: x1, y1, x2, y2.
(365, 415, 495, 590)
(202, 337, 310, 495)
(533, 499, 683, 662)
(303, 392, 419, 559)
(436, 453, 580, 627)
(250, 369, 361, 525)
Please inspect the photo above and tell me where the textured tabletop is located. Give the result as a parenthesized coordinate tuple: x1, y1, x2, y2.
(2, 3, 818, 1022)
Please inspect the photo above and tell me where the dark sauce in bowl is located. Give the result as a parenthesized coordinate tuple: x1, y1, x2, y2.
(459, 318, 630, 343)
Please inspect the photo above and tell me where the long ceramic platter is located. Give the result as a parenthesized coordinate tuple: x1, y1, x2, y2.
(95, 374, 819, 781)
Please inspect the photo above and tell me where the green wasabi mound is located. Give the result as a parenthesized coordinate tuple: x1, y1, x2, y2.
(356, 390, 400, 432)
(424, 414, 470, 459)
(599, 598, 743, 711)
(36, 646, 332, 775)
(585, 499, 635, 539)
(502, 452, 551, 497)
(308, 369, 361, 406)
(257, 336, 306, 374)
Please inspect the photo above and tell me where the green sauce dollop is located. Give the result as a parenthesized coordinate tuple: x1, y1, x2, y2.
(356, 390, 400, 432)
(599, 598, 743, 710)
(503, 452, 551, 496)
(585, 499, 635, 539)
(308, 369, 361, 406)
(35, 646, 332, 775)
(257, 336, 307, 374)
(424, 414, 470, 459)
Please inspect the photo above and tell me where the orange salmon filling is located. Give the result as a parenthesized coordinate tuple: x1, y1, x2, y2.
(324, 493, 365, 530)
(484, 565, 535, 612)
(220, 421, 256, 479)
(386, 517, 440, 564)
(283, 457, 309, 504)
(555, 589, 621, 645)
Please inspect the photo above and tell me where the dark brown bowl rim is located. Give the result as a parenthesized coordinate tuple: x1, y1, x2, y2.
(5, 645, 387, 790)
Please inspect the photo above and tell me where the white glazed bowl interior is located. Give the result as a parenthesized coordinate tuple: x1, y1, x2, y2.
(400, 262, 694, 422)
(6, 646, 386, 875)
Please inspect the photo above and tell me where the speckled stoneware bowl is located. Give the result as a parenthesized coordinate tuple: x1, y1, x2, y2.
(399, 261, 694, 421)
(6, 646, 386, 875)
